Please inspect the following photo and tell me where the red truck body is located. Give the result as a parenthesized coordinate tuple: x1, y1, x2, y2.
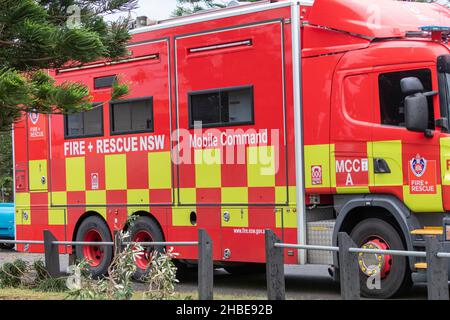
(13, 0, 450, 298)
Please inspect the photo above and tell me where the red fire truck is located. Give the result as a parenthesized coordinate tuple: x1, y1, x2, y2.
(12, 0, 450, 298)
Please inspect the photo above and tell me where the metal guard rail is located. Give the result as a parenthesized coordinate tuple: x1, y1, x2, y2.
(266, 230, 450, 301)
(0, 229, 213, 300)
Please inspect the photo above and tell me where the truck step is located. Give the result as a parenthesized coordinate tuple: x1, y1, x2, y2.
(410, 227, 443, 236)
(414, 262, 427, 269)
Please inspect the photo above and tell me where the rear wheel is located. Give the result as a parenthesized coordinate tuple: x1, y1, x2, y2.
(75, 215, 113, 278)
(129, 216, 164, 281)
(350, 218, 412, 299)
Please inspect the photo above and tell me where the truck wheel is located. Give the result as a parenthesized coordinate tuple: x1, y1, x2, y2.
(350, 218, 412, 299)
(75, 216, 113, 278)
(129, 216, 164, 281)
(224, 263, 266, 275)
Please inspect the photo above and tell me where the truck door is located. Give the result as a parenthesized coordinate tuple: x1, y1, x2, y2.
(22, 112, 50, 252)
(174, 21, 287, 262)
(371, 66, 443, 213)
(27, 112, 49, 192)
(437, 56, 450, 211)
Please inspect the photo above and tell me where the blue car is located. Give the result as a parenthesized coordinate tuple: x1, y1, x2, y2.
(0, 203, 14, 249)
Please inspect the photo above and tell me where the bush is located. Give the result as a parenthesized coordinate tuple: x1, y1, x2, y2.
(0, 259, 27, 288)
(143, 247, 179, 300)
(66, 230, 180, 300)
(32, 260, 67, 292)
(67, 231, 142, 300)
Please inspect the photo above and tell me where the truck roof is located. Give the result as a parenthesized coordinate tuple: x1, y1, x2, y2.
(131, 0, 450, 40)
(309, 0, 450, 39)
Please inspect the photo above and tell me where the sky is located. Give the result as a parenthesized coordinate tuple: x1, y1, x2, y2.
(107, 0, 179, 21)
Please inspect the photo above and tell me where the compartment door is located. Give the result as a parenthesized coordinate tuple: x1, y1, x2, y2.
(27, 112, 49, 192)
(175, 21, 287, 262)
(175, 21, 288, 206)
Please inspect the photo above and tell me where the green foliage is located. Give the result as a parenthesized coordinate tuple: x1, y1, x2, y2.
(32, 260, 67, 292)
(67, 231, 142, 300)
(111, 77, 130, 101)
(0, 0, 137, 130)
(142, 248, 179, 300)
(67, 229, 180, 300)
(0, 259, 67, 292)
(0, 259, 28, 288)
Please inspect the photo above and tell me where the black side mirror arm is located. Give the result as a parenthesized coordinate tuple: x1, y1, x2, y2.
(436, 117, 449, 132)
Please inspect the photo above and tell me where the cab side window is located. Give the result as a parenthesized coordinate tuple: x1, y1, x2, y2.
(378, 69, 434, 129)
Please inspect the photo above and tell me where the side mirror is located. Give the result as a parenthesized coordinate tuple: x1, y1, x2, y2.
(400, 77, 424, 96)
(404, 93, 429, 133)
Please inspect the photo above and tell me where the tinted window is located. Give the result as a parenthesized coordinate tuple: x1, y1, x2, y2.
(189, 86, 253, 128)
(65, 104, 103, 138)
(379, 69, 434, 129)
(94, 75, 116, 89)
(110, 97, 153, 134)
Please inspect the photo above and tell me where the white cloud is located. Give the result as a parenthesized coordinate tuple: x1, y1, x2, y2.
(106, 0, 178, 22)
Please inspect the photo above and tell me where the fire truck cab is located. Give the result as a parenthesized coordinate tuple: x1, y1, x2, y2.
(13, 0, 450, 298)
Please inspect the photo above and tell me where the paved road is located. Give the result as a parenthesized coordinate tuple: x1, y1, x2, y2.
(0, 249, 429, 300)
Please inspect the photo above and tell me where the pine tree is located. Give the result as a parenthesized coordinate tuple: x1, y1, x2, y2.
(0, 0, 138, 131)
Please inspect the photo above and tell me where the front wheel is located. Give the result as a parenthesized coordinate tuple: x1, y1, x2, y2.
(350, 218, 412, 299)
(75, 216, 113, 278)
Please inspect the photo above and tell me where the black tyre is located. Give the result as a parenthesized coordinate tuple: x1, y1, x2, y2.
(224, 263, 266, 275)
(128, 216, 164, 281)
(350, 218, 412, 299)
(75, 215, 113, 278)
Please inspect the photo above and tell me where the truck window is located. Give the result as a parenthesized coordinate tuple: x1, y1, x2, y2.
(65, 103, 103, 138)
(378, 69, 434, 129)
(188, 86, 254, 128)
(110, 97, 153, 135)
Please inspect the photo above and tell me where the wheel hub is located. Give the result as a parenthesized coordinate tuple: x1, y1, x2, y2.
(358, 237, 392, 279)
(83, 229, 104, 267)
(133, 230, 153, 270)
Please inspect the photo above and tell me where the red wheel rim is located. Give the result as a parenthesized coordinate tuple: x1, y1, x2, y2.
(133, 230, 153, 270)
(358, 236, 392, 279)
(83, 229, 104, 267)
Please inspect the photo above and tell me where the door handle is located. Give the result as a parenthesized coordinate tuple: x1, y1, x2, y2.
(374, 158, 391, 174)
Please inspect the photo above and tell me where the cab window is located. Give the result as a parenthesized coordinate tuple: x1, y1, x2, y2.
(378, 69, 434, 129)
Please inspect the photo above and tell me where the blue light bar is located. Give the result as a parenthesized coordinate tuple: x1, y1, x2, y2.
(420, 26, 450, 32)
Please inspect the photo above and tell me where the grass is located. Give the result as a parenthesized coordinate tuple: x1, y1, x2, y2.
(0, 288, 265, 300)
(0, 288, 67, 300)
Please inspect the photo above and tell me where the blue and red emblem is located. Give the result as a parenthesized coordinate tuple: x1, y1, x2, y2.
(410, 154, 427, 178)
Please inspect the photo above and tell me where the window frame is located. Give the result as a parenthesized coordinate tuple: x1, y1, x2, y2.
(109, 96, 154, 136)
(94, 74, 117, 89)
(64, 103, 104, 140)
(188, 85, 255, 129)
(377, 68, 435, 130)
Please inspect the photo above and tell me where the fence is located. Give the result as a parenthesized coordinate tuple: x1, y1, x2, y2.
(265, 229, 450, 300)
(0, 229, 214, 300)
(1, 228, 449, 300)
